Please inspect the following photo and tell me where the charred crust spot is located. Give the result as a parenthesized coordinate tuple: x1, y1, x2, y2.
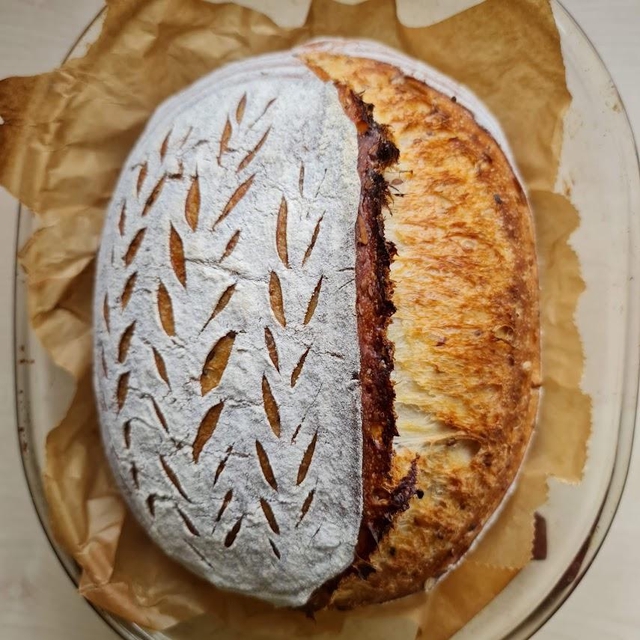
(355, 562, 376, 580)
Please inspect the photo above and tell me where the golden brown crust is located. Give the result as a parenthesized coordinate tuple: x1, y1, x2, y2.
(301, 52, 541, 608)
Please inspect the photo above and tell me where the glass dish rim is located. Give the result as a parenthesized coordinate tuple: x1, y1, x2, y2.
(11, 2, 640, 639)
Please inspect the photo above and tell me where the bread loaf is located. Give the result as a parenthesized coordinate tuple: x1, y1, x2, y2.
(95, 40, 540, 609)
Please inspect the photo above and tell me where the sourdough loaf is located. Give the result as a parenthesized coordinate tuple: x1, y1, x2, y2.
(94, 40, 540, 609)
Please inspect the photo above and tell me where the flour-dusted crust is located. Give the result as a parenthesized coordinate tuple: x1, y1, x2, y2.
(94, 53, 366, 607)
(301, 42, 540, 607)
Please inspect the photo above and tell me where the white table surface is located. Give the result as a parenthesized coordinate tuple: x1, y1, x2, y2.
(0, 1, 639, 638)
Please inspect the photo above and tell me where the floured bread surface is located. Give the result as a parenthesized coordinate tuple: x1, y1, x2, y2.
(94, 54, 364, 607)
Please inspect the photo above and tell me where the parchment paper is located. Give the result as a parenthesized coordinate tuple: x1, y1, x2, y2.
(0, 0, 590, 638)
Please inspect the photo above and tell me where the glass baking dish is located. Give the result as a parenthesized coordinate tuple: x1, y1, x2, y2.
(12, 1, 640, 638)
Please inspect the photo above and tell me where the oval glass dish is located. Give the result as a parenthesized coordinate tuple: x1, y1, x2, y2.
(13, 1, 640, 639)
